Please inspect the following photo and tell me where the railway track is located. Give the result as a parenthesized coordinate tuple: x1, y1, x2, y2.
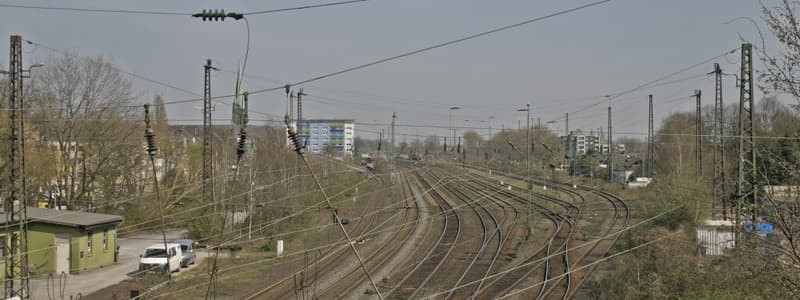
(461, 164, 630, 299)
(244, 172, 407, 300)
(245, 162, 629, 300)
(462, 170, 577, 300)
(385, 169, 463, 299)
(315, 170, 422, 298)
(563, 187, 631, 298)
(423, 168, 511, 300)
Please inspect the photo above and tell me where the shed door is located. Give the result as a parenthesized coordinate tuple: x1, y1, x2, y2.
(55, 234, 70, 274)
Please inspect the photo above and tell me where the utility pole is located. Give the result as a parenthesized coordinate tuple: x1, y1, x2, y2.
(5, 34, 29, 299)
(523, 104, 533, 237)
(282, 86, 290, 190)
(144, 104, 172, 283)
(647, 94, 655, 178)
(736, 43, 756, 239)
(202, 59, 217, 205)
(712, 63, 728, 220)
(391, 112, 396, 154)
(391, 112, 396, 184)
(565, 112, 571, 178)
(608, 105, 613, 182)
(695, 89, 703, 178)
(297, 89, 305, 146)
(296, 89, 305, 193)
(290, 91, 297, 192)
(377, 130, 383, 159)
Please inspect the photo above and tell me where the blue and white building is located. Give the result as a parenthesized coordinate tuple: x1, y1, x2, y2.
(297, 119, 355, 156)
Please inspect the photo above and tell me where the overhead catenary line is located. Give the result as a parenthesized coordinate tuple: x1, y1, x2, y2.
(549, 48, 738, 123)
(243, 0, 368, 15)
(24, 40, 203, 98)
(0, 0, 368, 16)
(69, 0, 610, 110)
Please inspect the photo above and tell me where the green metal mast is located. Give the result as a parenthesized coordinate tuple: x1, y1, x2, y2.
(736, 43, 756, 237)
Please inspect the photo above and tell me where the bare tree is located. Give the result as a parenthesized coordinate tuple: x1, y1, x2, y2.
(26, 53, 141, 211)
(761, 0, 800, 109)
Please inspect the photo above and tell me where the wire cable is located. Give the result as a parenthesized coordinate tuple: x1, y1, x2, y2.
(23, 1, 610, 112)
(243, 0, 368, 15)
(0, 3, 189, 15)
(549, 48, 738, 122)
(0, 0, 369, 17)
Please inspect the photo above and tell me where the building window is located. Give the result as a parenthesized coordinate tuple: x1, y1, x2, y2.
(0, 235, 5, 258)
(87, 232, 93, 254)
(103, 230, 109, 250)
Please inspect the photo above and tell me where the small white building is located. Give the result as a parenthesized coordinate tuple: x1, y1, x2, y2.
(625, 177, 652, 188)
(696, 219, 735, 255)
(612, 170, 634, 184)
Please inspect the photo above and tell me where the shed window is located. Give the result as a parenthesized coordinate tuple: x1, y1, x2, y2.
(103, 230, 109, 250)
(87, 231, 93, 254)
(0, 235, 5, 258)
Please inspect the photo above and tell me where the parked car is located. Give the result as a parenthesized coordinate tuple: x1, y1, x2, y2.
(172, 239, 197, 268)
(139, 243, 182, 273)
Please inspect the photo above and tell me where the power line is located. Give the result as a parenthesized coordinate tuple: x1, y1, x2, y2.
(0, 3, 188, 15)
(140, 0, 614, 108)
(549, 48, 738, 122)
(263, 0, 611, 92)
(24, 40, 203, 97)
(244, 0, 368, 15)
(0, 0, 369, 16)
(25, 1, 611, 111)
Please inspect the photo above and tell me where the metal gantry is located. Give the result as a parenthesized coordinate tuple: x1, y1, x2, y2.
(524, 104, 533, 236)
(712, 63, 728, 220)
(202, 59, 217, 204)
(297, 88, 305, 147)
(736, 43, 757, 236)
(647, 94, 655, 178)
(5, 34, 29, 299)
(607, 105, 613, 182)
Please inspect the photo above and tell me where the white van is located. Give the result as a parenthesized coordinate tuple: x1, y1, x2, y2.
(139, 243, 183, 273)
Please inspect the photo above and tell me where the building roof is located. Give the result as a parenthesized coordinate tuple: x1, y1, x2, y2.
(1, 207, 123, 230)
(302, 119, 355, 123)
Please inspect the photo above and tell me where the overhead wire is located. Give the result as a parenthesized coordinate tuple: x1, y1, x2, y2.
(243, 0, 369, 15)
(57, 0, 611, 111)
(549, 48, 739, 123)
(0, 0, 369, 17)
(0, 3, 189, 15)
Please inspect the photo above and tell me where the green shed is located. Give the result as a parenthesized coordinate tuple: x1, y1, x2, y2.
(0, 207, 123, 276)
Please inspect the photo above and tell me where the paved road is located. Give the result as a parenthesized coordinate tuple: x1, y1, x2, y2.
(30, 230, 193, 299)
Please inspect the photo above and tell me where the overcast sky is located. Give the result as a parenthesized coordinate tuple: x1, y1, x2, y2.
(0, 0, 787, 142)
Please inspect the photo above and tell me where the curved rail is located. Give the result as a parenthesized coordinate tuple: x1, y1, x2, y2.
(316, 169, 423, 298)
(244, 173, 397, 299)
(385, 170, 462, 299)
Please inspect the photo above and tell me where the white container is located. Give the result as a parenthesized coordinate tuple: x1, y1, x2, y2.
(276, 240, 284, 257)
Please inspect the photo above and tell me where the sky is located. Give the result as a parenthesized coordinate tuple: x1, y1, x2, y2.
(0, 0, 789, 142)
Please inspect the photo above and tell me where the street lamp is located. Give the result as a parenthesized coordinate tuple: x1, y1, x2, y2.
(517, 104, 532, 237)
(0, 63, 44, 76)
